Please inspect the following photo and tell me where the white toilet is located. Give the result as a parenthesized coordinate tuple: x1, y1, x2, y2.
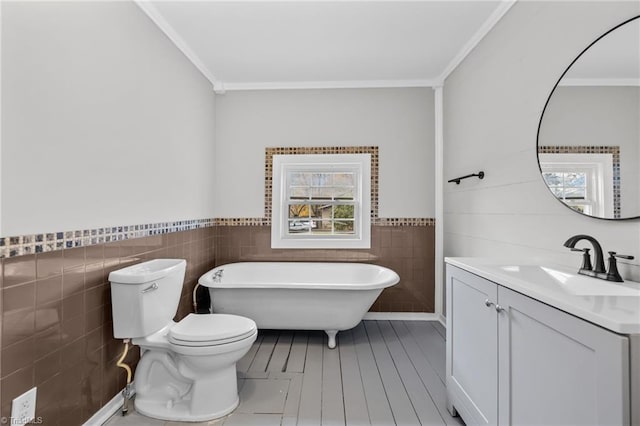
(109, 259, 257, 422)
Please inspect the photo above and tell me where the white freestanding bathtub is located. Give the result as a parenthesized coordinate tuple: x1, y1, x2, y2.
(198, 262, 400, 348)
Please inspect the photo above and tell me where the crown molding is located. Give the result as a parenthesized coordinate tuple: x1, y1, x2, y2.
(558, 78, 640, 87)
(134, 1, 218, 89)
(436, 0, 517, 83)
(136, 0, 515, 92)
(220, 79, 438, 91)
(134, 2, 436, 93)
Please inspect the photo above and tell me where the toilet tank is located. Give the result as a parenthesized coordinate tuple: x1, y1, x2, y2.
(109, 259, 187, 339)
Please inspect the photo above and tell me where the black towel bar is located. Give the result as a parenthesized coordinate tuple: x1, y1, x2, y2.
(448, 171, 485, 185)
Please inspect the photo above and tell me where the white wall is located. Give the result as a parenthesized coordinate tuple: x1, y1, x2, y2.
(444, 1, 640, 282)
(539, 86, 640, 217)
(1, 1, 216, 236)
(214, 88, 435, 219)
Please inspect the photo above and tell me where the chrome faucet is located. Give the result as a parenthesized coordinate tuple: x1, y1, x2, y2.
(564, 234, 634, 282)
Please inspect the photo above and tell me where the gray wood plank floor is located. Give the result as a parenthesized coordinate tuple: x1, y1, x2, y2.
(104, 320, 463, 426)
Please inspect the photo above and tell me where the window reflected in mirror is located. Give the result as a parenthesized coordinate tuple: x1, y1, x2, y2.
(539, 147, 619, 218)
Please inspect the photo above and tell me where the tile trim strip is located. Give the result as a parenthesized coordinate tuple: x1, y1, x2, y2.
(214, 218, 269, 226)
(215, 217, 435, 227)
(538, 145, 621, 219)
(0, 218, 216, 258)
(374, 218, 435, 226)
(0, 217, 435, 259)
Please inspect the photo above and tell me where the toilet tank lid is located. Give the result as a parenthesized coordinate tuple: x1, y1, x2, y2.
(109, 259, 186, 284)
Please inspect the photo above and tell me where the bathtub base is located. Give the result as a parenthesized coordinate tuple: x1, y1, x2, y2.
(210, 288, 383, 349)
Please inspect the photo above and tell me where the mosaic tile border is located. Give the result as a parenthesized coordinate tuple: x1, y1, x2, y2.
(0, 218, 215, 258)
(264, 146, 380, 225)
(0, 215, 435, 258)
(539, 145, 620, 219)
(214, 218, 269, 226)
(214, 217, 436, 227)
(374, 218, 436, 227)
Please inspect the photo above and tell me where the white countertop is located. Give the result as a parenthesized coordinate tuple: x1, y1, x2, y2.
(445, 257, 640, 335)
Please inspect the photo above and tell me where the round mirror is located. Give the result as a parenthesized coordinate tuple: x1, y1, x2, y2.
(537, 15, 640, 220)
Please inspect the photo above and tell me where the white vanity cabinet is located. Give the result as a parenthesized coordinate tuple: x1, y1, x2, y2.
(446, 264, 630, 426)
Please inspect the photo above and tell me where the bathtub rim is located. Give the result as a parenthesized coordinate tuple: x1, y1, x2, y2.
(198, 261, 400, 291)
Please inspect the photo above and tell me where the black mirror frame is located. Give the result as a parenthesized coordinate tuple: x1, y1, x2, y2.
(536, 14, 640, 221)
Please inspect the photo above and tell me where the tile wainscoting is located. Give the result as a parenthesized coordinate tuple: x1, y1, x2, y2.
(0, 219, 434, 425)
(0, 228, 215, 425)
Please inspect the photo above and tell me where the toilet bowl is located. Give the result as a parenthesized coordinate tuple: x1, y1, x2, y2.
(109, 259, 257, 422)
(133, 314, 257, 421)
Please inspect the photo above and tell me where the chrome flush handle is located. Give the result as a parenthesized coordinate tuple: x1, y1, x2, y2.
(142, 283, 158, 293)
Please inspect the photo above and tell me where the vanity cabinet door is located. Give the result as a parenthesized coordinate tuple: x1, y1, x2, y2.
(446, 265, 499, 425)
(497, 286, 630, 426)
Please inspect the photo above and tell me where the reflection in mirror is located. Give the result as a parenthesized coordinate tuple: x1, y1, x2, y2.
(537, 15, 640, 220)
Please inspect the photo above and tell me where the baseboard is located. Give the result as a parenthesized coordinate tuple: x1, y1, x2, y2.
(83, 384, 135, 426)
(363, 312, 441, 321)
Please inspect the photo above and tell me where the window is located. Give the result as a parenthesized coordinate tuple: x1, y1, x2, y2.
(271, 153, 371, 249)
(542, 170, 593, 213)
(540, 153, 614, 217)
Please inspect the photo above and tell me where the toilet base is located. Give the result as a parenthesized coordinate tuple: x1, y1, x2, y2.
(133, 346, 247, 422)
(135, 394, 239, 422)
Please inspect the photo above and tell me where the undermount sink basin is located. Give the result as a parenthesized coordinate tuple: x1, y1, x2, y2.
(491, 265, 640, 297)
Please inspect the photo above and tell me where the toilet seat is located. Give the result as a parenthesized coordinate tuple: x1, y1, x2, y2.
(169, 314, 257, 347)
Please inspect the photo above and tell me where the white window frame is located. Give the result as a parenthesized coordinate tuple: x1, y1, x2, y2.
(271, 153, 371, 249)
(540, 153, 614, 217)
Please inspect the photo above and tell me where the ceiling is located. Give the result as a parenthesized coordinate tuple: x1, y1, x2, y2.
(137, 1, 515, 92)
